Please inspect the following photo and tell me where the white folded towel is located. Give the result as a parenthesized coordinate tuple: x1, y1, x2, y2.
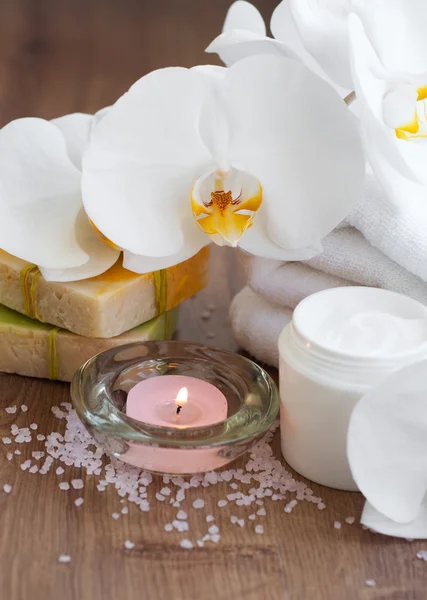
(347, 173, 427, 283)
(246, 227, 427, 308)
(230, 287, 291, 367)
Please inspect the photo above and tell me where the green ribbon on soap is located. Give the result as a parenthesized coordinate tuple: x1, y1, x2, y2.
(48, 327, 61, 381)
(20, 263, 43, 321)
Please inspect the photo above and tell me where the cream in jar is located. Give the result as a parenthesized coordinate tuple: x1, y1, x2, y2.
(279, 287, 427, 490)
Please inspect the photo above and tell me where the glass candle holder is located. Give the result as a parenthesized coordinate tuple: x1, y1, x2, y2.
(71, 340, 279, 475)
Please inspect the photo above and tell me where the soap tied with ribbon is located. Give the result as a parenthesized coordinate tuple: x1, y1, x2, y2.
(348, 358, 427, 538)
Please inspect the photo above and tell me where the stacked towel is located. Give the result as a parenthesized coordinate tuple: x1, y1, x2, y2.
(230, 174, 427, 367)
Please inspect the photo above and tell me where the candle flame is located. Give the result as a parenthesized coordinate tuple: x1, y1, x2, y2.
(175, 387, 188, 406)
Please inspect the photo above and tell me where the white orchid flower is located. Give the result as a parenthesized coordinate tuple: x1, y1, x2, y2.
(348, 358, 427, 538)
(81, 55, 364, 274)
(0, 114, 120, 282)
(206, 0, 353, 96)
(349, 3, 427, 236)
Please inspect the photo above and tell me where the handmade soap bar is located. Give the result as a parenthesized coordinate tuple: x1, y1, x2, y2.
(0, 304, 178, 382)
(0, 247, 209, 338)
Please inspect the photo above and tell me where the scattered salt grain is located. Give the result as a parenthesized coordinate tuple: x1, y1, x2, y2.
(365, 580, 376, 587)
(6, 453, 12, 461)
(2, 437, 11, 445)
(217, 500, 227, 508)
(317, 502, 326, 510)
(257, 508, 266, 517)
(74, 498, 84, 507)
(164, 524, 173, 532)
(112, 513, 120, 520)
(177, 510, 187, 520)
(248, 514, 256, 521)
(21, 405, 28, 413)
(155, 493, 165, 502)
(20, 460, 31, 471)
(255, 525, 264, 534)
(56, 467, 65, 475)
(334, 521, 342, 530)
(59, 482, 70, 491)
(417, 550, 427, 561)
(172, 520, 189, 532)
(58, 555, 71, 564)
(160, 487, 171, 496)
(29, 465, 38, 474)
(36, 434, 45, 441)
(206, 515, 214, 523)
(124, 540, 135, 550)
(3, 484, 12, 494)
(180, 539, 193, 550)
(5, 406, 17, 414)
(192, 499, 205, 509)
(345, 516, 355, 525)
(32, 451, 45, 460)
(237, 519, 245, 528)
(208, 525, 219, 535)
(71, 479, 84, 490)
(200, 310, 211, 320)
(30, 423, 38, 430)
(14, 450, 21, 455)
(121, 507, 129, 515)
(211, 534, 221, 543)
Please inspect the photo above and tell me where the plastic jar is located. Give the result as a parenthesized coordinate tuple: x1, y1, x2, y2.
(279, 287, 427, 491)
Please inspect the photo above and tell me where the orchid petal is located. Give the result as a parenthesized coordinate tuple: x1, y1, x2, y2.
(348, 359, 427, 524)
(0, 118, 89, 269)
(353, 0, 427, 76)
(52, 113, 93, 170)
(39, 210, 120, 282)
(225, 55, 364, 252)
(222, 1, 266, 35)
(82, 67, 212, 257)
(206, 29, 296, 67)
(289, 0, 353, 89)
(271, 0, 349, 96)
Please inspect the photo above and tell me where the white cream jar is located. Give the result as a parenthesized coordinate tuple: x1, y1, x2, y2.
(279, 287, 427, 491)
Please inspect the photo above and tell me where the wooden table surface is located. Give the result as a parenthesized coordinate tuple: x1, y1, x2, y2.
(0, 1, 425, 598)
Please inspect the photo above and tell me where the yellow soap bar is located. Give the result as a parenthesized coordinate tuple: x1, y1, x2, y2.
(0, 247, 209, 338)
(0, 303, 178, 382)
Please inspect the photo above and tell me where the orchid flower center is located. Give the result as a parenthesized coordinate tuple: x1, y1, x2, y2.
(191, 168, 262, 247)
(387, 86, 427, 141)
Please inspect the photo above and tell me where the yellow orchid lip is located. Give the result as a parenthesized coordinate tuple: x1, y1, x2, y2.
(191, 170, 263, 246)
(395, 86, 427, 141)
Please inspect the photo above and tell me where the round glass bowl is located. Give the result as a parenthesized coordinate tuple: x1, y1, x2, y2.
(71, 340, 279, 475)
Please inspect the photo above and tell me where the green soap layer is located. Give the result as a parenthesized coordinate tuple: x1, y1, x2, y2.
(0, 303, 179, 339)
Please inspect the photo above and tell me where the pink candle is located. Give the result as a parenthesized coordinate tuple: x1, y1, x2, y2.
(122, 375, 229, 474)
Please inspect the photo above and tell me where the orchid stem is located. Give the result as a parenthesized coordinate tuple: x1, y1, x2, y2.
(344, 91, 356, 107)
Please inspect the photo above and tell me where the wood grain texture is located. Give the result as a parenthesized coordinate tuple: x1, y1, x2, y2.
(0, 1, 426, 599)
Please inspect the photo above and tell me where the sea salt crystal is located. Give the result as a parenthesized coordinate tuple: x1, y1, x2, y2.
(112, 513, 120, 520)
(206, 515, 214, 523)
(211, 534, 220, 543)
(58, 555, 71, 564)
(2, 437, 12, 445)
(172, 520, 189, 532)
(20, 460, 31, 471)
(36, 434, 45, 441)
(160, 487, 171, 496)
(6, 453, 12, 461)
(248, 514, 256, 521)
(334, 521, 342, 530)
(237, 519, 245, 528)
(217, 500, 227, 508)
(365, 580, 376, 587)
(164, 524, 173, 532)
(417, 550, 427, 561)
(30, 423, 38, 430)
(177, 510, 187, 520)
(121, 507, 129, 515)
(59, 483, 70, 491)
(317, 502, 326, 510)
(257, 508, 266, 516)
(74, 498, 84, 507)
(124, 540, 135, 550)
(345, 516, 355, 525)
(14, 450, 21, 455)
(230, 516, 238, 525)
(180, 539, 193, 550)
(32, 451, 45, 460)
(71, 479, 84, 490)
(3, 484, 12, 494)
(192, 499, 205, 509)
(255, 525, 264, 534)
(155, 493, 165, 502)
(208, 525, 219, 535)
(21, 405, 28, 413)
(5, 406, 17, 414)
(29, 465, 38, 474)
(56, 467, 65, 475)
(200, 310, 211, 320)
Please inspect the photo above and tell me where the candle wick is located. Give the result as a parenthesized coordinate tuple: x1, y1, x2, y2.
(176, 405, 182, 415)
